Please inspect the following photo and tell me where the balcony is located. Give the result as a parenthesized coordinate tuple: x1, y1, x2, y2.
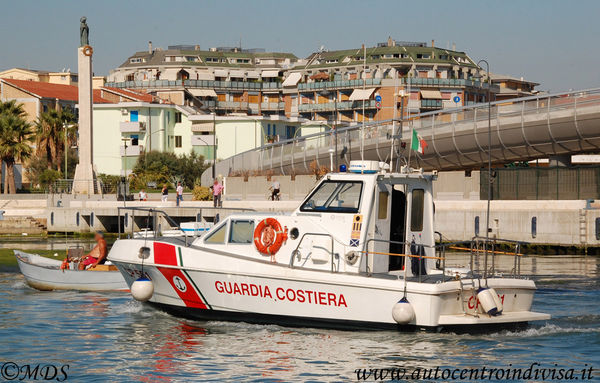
(119, 121, 146, 133)
(401, 77, 499, 91)
(120, 145, 143, 156)
(191, 134, 215, 146)
(216, 101, 249, 110)
(297, 78, 381, 92)
(298, 100, 377, 113)
(420, 99, 443, 109)
(260, 102, 285, 110)
(104, 80, 282, 91)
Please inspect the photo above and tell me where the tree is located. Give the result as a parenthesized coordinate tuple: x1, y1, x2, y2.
(130, 150, 208, 190)
(35, 109, 76, 173)
(0, 102, 33, 193)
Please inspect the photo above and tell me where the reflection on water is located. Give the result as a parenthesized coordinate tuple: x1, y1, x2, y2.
(0, 250, 598, 382)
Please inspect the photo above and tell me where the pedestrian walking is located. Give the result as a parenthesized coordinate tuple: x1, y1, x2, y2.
(211, 179, 223, 208)
(161, 184, 168, 202)
(176, 182, 184, 206)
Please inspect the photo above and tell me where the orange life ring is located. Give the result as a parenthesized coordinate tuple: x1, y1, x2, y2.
(82, 45, 93, 57)
(253, 218, 287, 256)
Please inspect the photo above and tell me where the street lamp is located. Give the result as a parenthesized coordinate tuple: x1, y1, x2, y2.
(211, 112, 216, 180)
(63, 122, 68, 179)
(476, 59, 492, 275)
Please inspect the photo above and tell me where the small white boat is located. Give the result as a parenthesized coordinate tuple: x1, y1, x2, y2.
(133, 222, 214, 239)
(109, 161, 550, 332)
(15, 250, 128, 292)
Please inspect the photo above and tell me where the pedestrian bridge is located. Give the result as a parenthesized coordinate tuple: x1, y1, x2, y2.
(203, 88, 600, 183)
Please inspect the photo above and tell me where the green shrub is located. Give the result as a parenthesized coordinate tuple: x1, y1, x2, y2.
(192, 185, 212, 201)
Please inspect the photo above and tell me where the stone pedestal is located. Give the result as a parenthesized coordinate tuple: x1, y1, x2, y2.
(73, 46, 98, 194)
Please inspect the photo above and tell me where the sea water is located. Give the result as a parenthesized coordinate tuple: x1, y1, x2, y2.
(0, 252, 597, 382)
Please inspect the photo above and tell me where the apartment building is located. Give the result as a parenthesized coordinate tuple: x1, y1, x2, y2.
(107, 44, 299, 116)
(106, 39, 520, 127)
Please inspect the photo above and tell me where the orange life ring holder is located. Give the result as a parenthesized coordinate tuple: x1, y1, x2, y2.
(82, 45, 93, 57)
(253, 218, 288, 256)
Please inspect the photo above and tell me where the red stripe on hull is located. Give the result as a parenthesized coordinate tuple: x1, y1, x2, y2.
(157, 267, 208, 309)
(154, 242, 178, 266)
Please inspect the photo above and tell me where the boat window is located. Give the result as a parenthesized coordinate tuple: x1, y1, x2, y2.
(378, 191, 388, 219)
(229, 220, 254, 244)
(204, 222, 228, 244)
(410, 189, 424, 232)
(300, 181, 363, 213)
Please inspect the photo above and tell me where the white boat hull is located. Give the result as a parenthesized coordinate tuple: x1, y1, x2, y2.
(109, 239, 550, 331)
(15, 251, 128, 292)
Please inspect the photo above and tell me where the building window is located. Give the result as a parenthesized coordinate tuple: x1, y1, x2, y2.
(130, 110, 138, 122)
(175, 136, 182, 148)
(131, 135, 139, 146)
(175, 112, 182, 123)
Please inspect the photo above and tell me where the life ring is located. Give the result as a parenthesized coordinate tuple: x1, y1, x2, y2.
(253, 218, 287, 256)
(82, 45, 93, 57)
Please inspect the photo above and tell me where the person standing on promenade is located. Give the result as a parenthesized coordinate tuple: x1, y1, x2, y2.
(176, 182, 184, 206)
(211, 179, 223, 208)
(161, 184, 168, 202)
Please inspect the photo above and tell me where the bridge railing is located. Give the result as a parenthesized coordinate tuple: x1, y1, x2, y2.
(205, 87, 600, 183)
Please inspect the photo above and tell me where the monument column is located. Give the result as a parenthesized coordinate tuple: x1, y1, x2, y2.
(73, 17, 98, 194)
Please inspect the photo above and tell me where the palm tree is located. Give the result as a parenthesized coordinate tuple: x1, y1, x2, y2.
(0, 102, 33, 193)
(35, 109, 76, 172)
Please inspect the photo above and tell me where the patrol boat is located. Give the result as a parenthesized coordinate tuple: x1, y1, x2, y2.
(108, 161, 550, 331)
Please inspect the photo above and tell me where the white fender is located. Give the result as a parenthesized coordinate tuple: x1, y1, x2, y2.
(477, 288, 498, 315)
(131, 277, 154, 302)
(392, 297, 415, 324)
(488, 288, 503, 315)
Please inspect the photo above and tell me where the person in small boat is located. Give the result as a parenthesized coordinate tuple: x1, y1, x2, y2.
(78, 232, 108, 270)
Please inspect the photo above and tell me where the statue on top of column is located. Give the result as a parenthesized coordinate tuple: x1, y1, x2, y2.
(80, 17, 89, 47)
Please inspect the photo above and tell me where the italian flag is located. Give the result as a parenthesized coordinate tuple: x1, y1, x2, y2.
(411, 129, 428, 154)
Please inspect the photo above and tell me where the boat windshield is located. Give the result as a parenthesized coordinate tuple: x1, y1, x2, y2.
(300, 181, 363, 213)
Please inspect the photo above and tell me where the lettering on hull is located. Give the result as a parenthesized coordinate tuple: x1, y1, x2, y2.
(214, 281, 348, 307)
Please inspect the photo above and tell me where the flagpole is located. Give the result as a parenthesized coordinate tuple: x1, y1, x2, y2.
(407, 128, 413, 172)
(360, 43, 366, 174)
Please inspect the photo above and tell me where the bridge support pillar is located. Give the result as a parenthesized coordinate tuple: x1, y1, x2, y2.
(549, 155, 571, 167)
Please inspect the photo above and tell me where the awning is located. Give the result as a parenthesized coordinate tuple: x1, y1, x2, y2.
(229, 70, 245, 78)
(187, 88, 217, 97)
(262, 70, 279, 78)
(420, 90, 442, 99)
(191, 123, 215, 133)
(349, 88, 376, 101)
(282, 72, 302, 87)
(214, 69, 228, 77)
(196, 72, 215, 81)
(246, 71, 260, 79)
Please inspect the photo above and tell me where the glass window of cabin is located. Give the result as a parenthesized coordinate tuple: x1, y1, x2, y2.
(204, 222, 228, 244)
(378, 191, 388, 219)
(410, 189, 424, 232)
(300, 181, 363, 213)
(229, 220, 254, 244)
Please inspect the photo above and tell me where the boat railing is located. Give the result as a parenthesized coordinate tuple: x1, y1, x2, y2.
(468, 236, 525, 278)
(362, 238, 445, 282)
(289, 232, 336, 273)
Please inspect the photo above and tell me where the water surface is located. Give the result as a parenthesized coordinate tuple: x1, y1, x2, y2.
(0, 249, 598, 382)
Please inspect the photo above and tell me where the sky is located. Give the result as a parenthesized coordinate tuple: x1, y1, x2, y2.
(1, 0, 599, 92)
